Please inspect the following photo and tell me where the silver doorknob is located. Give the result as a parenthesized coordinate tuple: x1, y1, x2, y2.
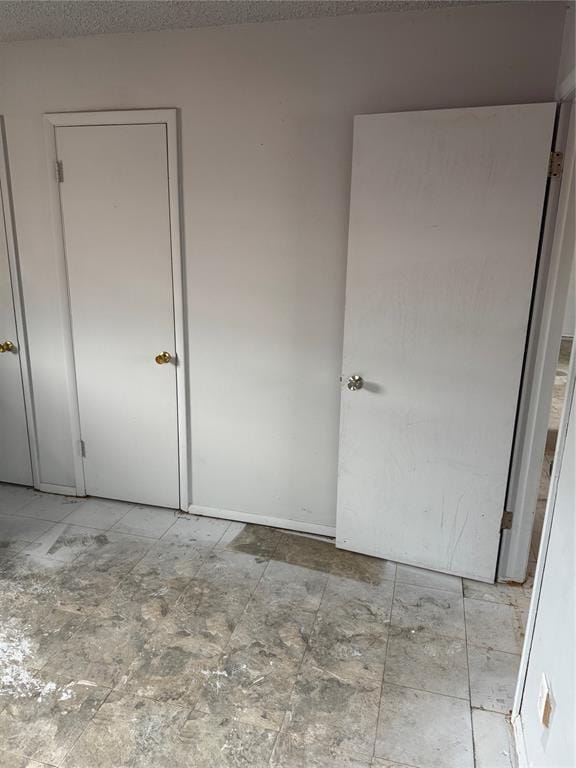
(347, 374, 364, 391)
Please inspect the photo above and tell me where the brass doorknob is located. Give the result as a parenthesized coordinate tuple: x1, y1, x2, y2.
(155, 351, 172, 365)
(0, 341, 16, 353)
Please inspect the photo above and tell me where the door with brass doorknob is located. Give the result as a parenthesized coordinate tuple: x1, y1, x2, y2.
(56, 120, 180, 508)
(1, 172, 33, 485)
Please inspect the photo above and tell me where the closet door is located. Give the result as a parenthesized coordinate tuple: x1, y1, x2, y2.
(0, 179, 32, 485)
(56, 123, 179, 507)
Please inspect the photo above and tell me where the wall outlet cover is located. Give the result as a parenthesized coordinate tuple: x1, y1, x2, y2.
(537, 673, 553, 728)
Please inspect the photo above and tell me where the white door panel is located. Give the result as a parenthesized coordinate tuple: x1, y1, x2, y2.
(337, 103, 555, 581)
(0, 183, 32, 486)
(57, 123, 179, 507)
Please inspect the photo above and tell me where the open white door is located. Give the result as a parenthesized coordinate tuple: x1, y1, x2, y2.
(337, 104, 556, 581)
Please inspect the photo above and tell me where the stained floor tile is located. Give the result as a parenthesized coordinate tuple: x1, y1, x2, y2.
(472, 709, 515, 768)
(307, 611, 388, 683)
(61, 497, 134, 530)
(196, 645, 301, 729)
(0, 750, 46, 767)
(196, 600, 314, 728)
(0, 672, 109, 765)
(283, 653, 382, 757)
(384, 627, 469, 699)
(161, 514, 231, 545)
(61, 692, 192, 767)
(464, 598, 524, 654)
(218, 522, 282, 558)
(391, 583, 466, 639)
(181, 710, 278, 767)
(111, 504, 177, 539)
(14, 493, 85, 523)
(254, 560, 328, 613)
(375, 684, 474, 768)
(468, 646, 520, 714)
(127, 538, 208, 591)
(396, 563, 462, 594)
(0, 485, 37, 516)
(0, 540, 29, 562)
(270, 732, 372, 767)
(46, 612, 152, 688)
(0, 551, 68, 594)
(463, 578, 531, 609)
(22, 524, 110, 563)
(0, 516, 56, 545)
(1, 598, 86, 679)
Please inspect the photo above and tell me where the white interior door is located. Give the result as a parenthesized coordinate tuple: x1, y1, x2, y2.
(56, 123, 179, 508)
(337, 103, 556, 581)
(0, 183, 32, 486)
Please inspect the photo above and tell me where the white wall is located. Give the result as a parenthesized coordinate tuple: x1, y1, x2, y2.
(518, 352, 575, 766)
(0, 4, 566, 527)
(557, 1, 575, 97)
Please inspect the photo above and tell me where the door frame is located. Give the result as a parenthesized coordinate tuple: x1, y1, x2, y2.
(499, 98, 575, 582)
(0, 117, 39, 487)
(512, 293, 575, 765)
(44, 109, 189, 510)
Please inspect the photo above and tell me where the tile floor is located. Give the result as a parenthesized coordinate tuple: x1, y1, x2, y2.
(0, 484, 530, 767)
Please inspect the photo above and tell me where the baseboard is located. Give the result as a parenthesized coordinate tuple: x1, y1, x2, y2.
(512, 714, 527, 768)
(36, 483, 78, 496)
(188, 503, 336, 537)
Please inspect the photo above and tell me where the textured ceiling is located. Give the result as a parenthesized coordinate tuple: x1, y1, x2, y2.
(0, 0, 513, 43)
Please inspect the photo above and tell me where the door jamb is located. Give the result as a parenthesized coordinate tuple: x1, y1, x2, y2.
(0, 118, 40, 488)
(498, 98, 575, 582)
(512, 287, 575, 745)
(43, 109, 189, 510)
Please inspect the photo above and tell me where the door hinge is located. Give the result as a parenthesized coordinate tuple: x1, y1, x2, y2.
(501, 510, 513, 531)
(55, 160, 64, 183)
(548, 151, 563, 178)
(79, 439, 85, 458)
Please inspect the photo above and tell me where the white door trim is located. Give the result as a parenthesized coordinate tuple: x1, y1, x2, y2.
(0, 117, 39, 487)
(43, 109, 189, 510)
(499, 100, 575, 582)
(512, 307, 576, 739)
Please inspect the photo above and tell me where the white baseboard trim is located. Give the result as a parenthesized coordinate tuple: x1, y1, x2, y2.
(36, 483, 78, 496)
(512, 714, 527, 768)
(188, 503, 336, 538)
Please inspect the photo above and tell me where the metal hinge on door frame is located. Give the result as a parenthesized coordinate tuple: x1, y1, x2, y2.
(55, 160, 64, 183)
(501, 510, 513, 531)
(78, 439, 85, 458)
(548, 151, 563, 178)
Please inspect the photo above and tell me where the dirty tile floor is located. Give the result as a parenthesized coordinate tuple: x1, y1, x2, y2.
(0, 485, 531, 767)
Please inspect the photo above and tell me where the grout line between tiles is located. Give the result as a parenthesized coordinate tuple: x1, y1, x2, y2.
(372, 563, 398, 762)
(463, 589, 479, 768)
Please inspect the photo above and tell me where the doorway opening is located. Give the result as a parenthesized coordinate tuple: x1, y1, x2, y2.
(530, 322, 574, 564)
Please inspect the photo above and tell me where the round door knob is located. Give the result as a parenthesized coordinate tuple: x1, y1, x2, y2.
(155, 351, 172, 365)
(0, 341, 16, 353)
(347, 374, 364, 391)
